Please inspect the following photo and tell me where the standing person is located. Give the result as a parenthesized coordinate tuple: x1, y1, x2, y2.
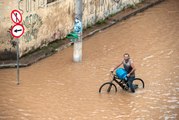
(111, 53, 136, 93)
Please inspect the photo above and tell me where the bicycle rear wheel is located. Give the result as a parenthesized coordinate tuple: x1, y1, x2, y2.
(99, 82, 117, 93)
(133, 78, 145, 89)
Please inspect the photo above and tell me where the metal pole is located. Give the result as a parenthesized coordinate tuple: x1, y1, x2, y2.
(73, 0, 83, 62)
(16, 39, 20, 85)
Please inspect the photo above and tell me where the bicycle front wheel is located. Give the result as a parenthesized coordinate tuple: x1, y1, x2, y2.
(99, 82, 117, 93)
(133, 78, 145, 89)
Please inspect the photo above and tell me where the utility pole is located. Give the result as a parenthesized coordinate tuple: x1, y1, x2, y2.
(73, 0, 83, 62)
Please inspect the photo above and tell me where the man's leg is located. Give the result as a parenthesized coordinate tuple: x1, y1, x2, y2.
(127, 76, 135, 93)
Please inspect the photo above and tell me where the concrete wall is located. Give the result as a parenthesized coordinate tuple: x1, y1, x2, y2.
(0, 0, 141, 58)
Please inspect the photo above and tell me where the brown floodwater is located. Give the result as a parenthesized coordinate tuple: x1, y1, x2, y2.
(0, 0, 179, 119)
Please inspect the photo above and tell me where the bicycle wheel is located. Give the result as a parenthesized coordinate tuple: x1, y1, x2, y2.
(99, 82, 117, 93)
(133, 78, 145, 89)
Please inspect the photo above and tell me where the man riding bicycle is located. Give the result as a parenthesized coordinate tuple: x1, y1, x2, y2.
(111, 53, 136, 93)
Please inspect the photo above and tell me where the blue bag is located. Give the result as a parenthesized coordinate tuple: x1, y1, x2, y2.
(116, 68, 127, 80)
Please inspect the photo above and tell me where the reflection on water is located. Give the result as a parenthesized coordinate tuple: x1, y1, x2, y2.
(0, 0, 179, 119)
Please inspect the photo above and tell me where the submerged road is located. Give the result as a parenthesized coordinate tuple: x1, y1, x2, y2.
(0, 0, 178, 119)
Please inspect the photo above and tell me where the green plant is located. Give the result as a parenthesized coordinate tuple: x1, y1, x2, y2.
(96, 19, 106, 25)
(139, 0, 145, 2)
(86, 23, 92, 29)
(126, 4, 136, 9)
(109, 13, 116, 17)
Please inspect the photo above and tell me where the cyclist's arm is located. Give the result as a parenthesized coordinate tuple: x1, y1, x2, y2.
(113, 62, 123, 71)
(128, 61, 136, 76)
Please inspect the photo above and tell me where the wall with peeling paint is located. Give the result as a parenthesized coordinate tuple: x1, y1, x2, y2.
(0, 0, 141, 59)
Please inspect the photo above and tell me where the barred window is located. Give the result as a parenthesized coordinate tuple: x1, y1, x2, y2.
(47, 0, 58, 4)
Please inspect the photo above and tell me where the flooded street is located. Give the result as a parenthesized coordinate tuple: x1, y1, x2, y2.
(0, 0, 179, 119)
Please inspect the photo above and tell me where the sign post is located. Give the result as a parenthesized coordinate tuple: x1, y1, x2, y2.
(16, 39, 20, 85)
(10, 10, 24, 85)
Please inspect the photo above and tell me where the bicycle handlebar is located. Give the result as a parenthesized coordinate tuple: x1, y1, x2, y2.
(110, 71, 114, 74)
(110, 71, 128, 81)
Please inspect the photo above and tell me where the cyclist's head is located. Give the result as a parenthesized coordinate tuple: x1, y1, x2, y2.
(123, 53, 130, 62)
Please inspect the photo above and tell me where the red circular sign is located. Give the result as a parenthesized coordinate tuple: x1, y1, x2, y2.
(10, 24, 25, 38)
(11, 10, 23, 24)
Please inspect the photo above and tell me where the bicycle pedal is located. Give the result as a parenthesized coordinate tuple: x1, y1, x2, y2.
(123, 85, 129, 90)
(124, 87, 129, 91)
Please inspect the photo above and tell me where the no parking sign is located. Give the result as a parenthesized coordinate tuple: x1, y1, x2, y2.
(11, 10, 23, 24)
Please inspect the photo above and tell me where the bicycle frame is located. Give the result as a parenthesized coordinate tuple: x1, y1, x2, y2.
(111, 73, 127, 89)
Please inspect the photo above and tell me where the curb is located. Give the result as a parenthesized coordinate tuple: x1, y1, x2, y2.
(0, 0, 165, 69)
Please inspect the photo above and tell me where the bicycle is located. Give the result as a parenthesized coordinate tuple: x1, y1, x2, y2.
(99, 72, 145, 93)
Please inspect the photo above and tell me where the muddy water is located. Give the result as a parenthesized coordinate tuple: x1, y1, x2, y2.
(0, 0, 179, 120)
